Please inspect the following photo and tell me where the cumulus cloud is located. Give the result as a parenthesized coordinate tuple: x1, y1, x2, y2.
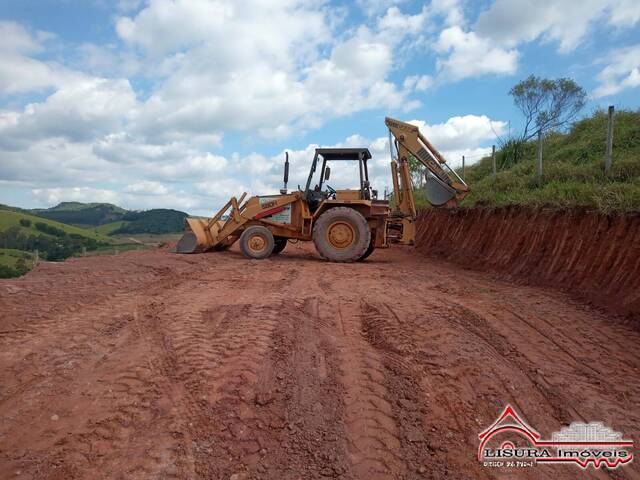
(31, 185, 201, 211)
(0, 21, 84, 95)
(409, 115, 506, 153)
(0, 78, 136, 149)
(593, 44, 640, 98)
(434, 26, 518, 81)
(124, 181, 169, 195)
(430, 0, 640, 83)
(113, 0, 428, 142)
(475, 0, 640, 53)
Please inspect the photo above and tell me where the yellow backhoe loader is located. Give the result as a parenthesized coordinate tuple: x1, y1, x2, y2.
(176, 117, 469, 262)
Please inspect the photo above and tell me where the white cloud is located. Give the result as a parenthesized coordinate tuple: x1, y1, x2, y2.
(0, 138, 112, 184)
(31, 186, 201, 212)
(434, 26, 518, 81)
(124, 181, 169, 195)
(32, 187, 122, 206)
(408, 115, 506, 157)
(593, 44, 640, 97)
(0, 21, 49, 54)
(356, 0, 407, 17)
(0, 21, 83, 95)
(475, 0, 640, 53)
(114, 0, 422, 141)
(0, 78, 136, 148)
(404, 74, 433, 91)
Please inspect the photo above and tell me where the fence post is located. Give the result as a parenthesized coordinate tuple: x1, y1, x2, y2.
(34, 249, 39, 266)
(605, 105, 614, 175)
(492, 145, 496, 179)
(462, 155, 465, 181)
(536, 130, 543, 184)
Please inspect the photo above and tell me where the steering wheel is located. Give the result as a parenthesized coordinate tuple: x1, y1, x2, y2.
(326, 184, 337, 199)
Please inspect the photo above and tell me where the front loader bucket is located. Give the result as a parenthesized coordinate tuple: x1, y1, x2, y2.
(176, 218, 222, 253)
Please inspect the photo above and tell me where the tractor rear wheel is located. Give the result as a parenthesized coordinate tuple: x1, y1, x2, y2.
(313, 207, 371, 262)
(273, 238, 287, 254)
(239, 226, 275, 259)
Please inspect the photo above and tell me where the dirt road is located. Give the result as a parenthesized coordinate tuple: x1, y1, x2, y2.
(1, 243, 639, 479)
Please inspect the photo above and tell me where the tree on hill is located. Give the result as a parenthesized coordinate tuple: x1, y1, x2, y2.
(500, 75, 587, 168)
(510, 75, 587, 141)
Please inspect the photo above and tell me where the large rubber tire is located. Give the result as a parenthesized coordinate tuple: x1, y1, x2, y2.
(239, 226, 275, 259)
(312, 207, 371, 262)
(357, 239, 375, 261)
(273, 238, 287, 255)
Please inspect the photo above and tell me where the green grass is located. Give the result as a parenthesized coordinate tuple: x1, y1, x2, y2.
(90, 220, 130, 235)
(111, 232, 182, 243)
(0, 208, 113, 242)
(0, 248, 34, 268)
(456, 109, 640, 213)
(0, 248, 35, 278)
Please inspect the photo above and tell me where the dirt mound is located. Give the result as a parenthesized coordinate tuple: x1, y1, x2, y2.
(415, 206, 640, 320)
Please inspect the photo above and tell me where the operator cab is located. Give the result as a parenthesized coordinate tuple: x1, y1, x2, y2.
(302, 148, 375, 212)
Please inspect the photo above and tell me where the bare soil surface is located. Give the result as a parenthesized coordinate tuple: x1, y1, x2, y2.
(417, 207, 640, 320)
(1, 243, 639, 479)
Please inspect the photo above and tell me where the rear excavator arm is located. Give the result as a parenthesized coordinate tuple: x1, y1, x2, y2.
(385, 117, 470, 244)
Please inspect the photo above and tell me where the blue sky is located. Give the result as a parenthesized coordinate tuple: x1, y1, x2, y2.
(0, 0, 638, 215)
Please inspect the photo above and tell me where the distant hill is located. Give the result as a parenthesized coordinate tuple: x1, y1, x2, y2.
(31, 202, 127, 226)
(28, 202, 189, 235)
(0, 207, 113, 264)
(0, 207, 111, 242)
(0, 203, 188, 277)
(112, 209, 188, 235)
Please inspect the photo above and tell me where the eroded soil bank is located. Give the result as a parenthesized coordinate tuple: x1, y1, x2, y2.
(415, 206, 640, 320)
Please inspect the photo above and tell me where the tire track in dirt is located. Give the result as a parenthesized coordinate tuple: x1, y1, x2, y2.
(3, 244, 640, 479)
(0, 255, 218, 479)
(143, 273, 286, 479)
(336, 298, 407, 478)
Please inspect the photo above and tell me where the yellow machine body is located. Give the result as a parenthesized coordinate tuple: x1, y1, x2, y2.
(177, 119, 469, 261)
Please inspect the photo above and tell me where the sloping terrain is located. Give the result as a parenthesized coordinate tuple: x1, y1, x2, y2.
(416, 206, 640, 320)
(0, 242, 638, 479)
(0, 208, 111, 242)
(458, 109, 640, 213)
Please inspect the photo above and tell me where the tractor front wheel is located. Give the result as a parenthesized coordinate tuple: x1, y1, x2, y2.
(240, 226, 275, 259)
(313, 207, 371, 262)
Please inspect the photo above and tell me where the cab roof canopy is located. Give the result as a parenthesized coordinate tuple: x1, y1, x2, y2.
(315, 148, 372, 160)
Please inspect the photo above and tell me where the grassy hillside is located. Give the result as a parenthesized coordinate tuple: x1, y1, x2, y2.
(0, 248, 34, 278)
(92, 220, 129, 235)
(458, 109, 640, 213)
(0, 208, 112, 242)
(0, 207, 114, 265)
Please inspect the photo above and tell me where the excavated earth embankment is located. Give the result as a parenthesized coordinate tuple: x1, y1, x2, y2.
(415, 206, 640, 321)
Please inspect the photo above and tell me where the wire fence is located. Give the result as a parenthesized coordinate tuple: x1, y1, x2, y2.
(457, 105, 619, 184)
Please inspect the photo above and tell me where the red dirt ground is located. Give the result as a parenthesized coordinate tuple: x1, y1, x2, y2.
(416, 207, 640, 320)
(1, 241, 639, 479)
